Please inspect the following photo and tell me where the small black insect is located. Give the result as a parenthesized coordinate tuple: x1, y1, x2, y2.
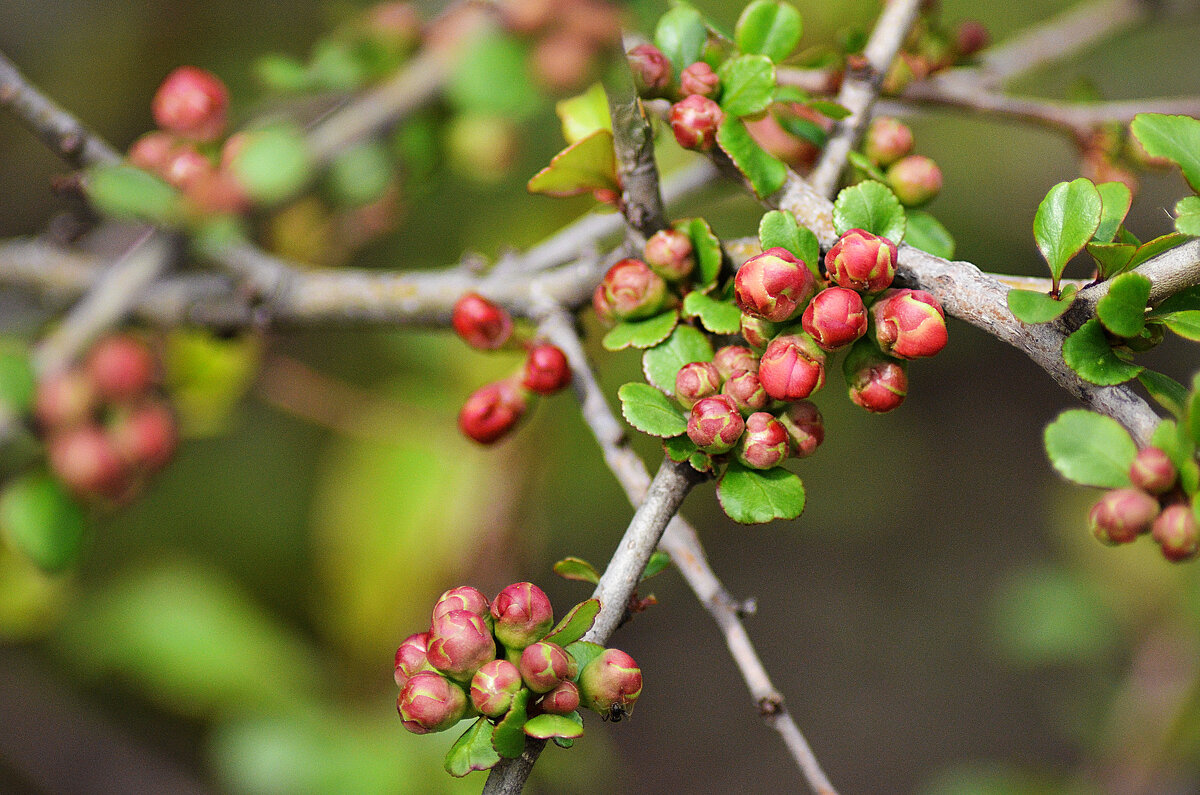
(606, 703, 628, 723)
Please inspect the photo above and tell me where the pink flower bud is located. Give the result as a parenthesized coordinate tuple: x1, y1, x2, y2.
(627, 44, 673, 97)
(1152, 504, 1199, 562)
(739, 314, 778, 350)
(1089, 488, 1159, 545)
(469, 659, 524, 717)
(127, 131, 177, 172)
(491, 582, 555, 650)
(522, 344, 572, 395)
(394, 631, 431, 688)
(452, 292, 513, 350)
(161, 145, 212, 191)
(108, 400, 178, 471)
(643, 228, 695, 281)
(721, 369, 769, 414)
(578, 648, 642, 718)
(778, 400, 824, 458)
(735, 247, 816, 322)
(602, 259, 668, 321)
(152, 66, 229, 142)
(519, 641, 574, 693)
(86, 334, 157, 402)
(34, 370, 97, 430)
(736, 412, 790, 470)
(757, 334, 825, 401)
(670, 95, 723, 151)
(458, 380, 528, 445)
(432, 586, 491, 621)
(843, 341, 908, 413)
(802, 287, 868, 350)
(675, 361, 722, 409)
(686, 395, 745, 454)
(887, 155, 943, 207)
(426, 609, 496, 681)
(872, 289, 948, 359)
(955, 20, 990, 58)
(1130, 447, 1177, 495)
(538, 679, 581, 715)
(825, 229, 897, 294)
(864, 117, 914, 168)
(592, 284, 616, 324)
(680, 61, 720, 98)
(712, 345, 759, 382)
(47, 425, 128, 498)
(397, 671, 468, 734)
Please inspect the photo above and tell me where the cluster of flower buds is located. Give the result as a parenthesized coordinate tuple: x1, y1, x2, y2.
(1088, 447, 1197, 562)
(394, 582, 642, 770)
(862, 117, 942, 208)
(591, 225, 708, 329)
(496, 0, 622, 93)
(1076, 121, 1173, 197)
(33, 334, 178, 502)
(621, 42, 725, 152)
(452, 293, 572, 445)
(882, 14, 990, 93)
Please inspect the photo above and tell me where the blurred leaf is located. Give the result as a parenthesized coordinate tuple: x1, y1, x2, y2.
(1093, 181, 1132, 243)
(905, 211, 956, 259)
(541, 598, 599, 647)
(556, 83, 611, 145)
(553, 557, 600, 585)
(164, 330, 262, 437)
(601, 311, 678, 351)
(717, 462, 805, 524)
(327, 141, 393, 208)
(448, 33, 539, 119)
(990, 565, 1117, 666)
(848, 150, 887, 183)
(1127, 232, 1186, 270)
(1139, 371, 1188, 417)
(1175, 196, 1200, 237)
(618, 383, 688, 437)
(1096, 272, 1150, 337)
(1150, 285, 1200, 316)
(775, 110, 827, 147)
(445, 717, 500, 777)
(0, 544, 71, 641)
(717, 55, 776, 118)
(231, 124, 314, 206)
(254, 53, 311, 93)
(1033, 179, 1102, 286)
(806, 100, 850, 120)
(681, 291, 742, 335)
(308, 39, 369, 91)
(717, 116, 788, 198)
(0, 472, 86, 573)
(735, 0, 802, 62)
(642, 324, 714, 393)
(673, 217, 723, 286)
(523, 712, 583, 740)
(1006, 285, 1077, 324)
(1130, 113, 1200, 192)
(85, 164, 182, 225)
(1062, 319, 1143, 385)
(641, 550, 672, 581)
(654, 3, 707, 74)
(527, 130, 618, 198)
(1044, 409, 1136, 488)
(921, 761, 1102, 795)
(758, 209, 820, 273)
(0, 350, 35, 417)
(833, 180, 906, 243)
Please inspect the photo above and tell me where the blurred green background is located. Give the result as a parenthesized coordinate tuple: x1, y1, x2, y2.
(3, 1, 1200, 793)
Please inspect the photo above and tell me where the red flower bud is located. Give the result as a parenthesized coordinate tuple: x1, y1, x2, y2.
(680, 61, 720, 98)
(161, 145, 212, 191)
(426, 609, 497, 681)
(686, 395, 745, 454)
(519, 641, 574, 693)
(778, 400, 824, 458)
(34, 370, 97, 430)
(452, 292, 513, 350)
(843, 340, 908, 413)
(578, 648, 642, 718)
(872, 289, 948, 359)
(127, 131, 177, 173)
(108, 400, 178, 471)
(627, 44, 673, 97)
(432, 586, 491, 621)
(86, 335, 157, 402)
(538, 679, 581, 715)
(1152, 504, 1199, 562)
(887, 155, 943, 207)
(757, 334, 825, 401)
(592, 284, 616, 324)
(458, 380, 528, 445)
(670, 95, 723, 151)
(825, 229, 897, 294)
(864, 117, 914, 168)
(721, 369, 769, 414)
(522, 344, 572, 395)
(802, 287, 868, 350)
(643, 228, 695, 281)
(152, 66, 229, 142)
(736, 412, 790, 470)
(712, 345, 759, 382)
(394, 631, 431, 688)
(603, 259, 668, 321)
(739, 313, 778, 350)
(491, 582, 555, 650)
(675, 361, 722, 409)
(1130, 447, 1177, 495)
(470, 659, 524, 717)
(735, 247, 816, 323)
(397, 671, 468, 734)
(1089, 488, 1159, 545)
(955, 20, 990, 58)
(47, 425, 128, 498)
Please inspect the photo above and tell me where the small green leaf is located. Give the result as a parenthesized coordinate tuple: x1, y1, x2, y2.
(1006, 285, 1077, 324)
(1044, 409, 1137, 488)
(717, 116, 788, 198)
(601, 311, 679, 351)
(654, 2, 708, 74)
(673, 217, 723, 286)
(806, 100, 851, 120)
(618, 383, 689, 437)
(86, 164, 182, 225)
(1062, 319, 1144, 385)
(0, 473, 86, 573)
(0, 351, 36, 415)
(445, 717, 500, 777)
(682, 291, 742, 335)
(847, 150, 887, 183)
(1151, 286, 1200, 317)
(491, 690, 530, 759)
(564, 641, 605, 678)
(716, 461, 806, 524)
(717, 55, 776, 118)
(1117, 227, 1142, 246)
(1139, 371, 1189, 417)
(1176, 196, 1200, 237)
(688, 451, 713, 472)
(643, 324, 715, 393)
(904, 211, 956, 259)
(542, 599, 600, 647)
(1151, 419, 1195, 468)
(641, 550, 672, 581)
(448, 33, 539, 119)
(527, 130, 618, 198)
(1190, 373, 1200, 449)
(1033, 178, 1103, 287)
(556, 83, 612, 145)
(775, 111, 827, 147)
(1093, 182, 1132, 243)
(230, 124, 314, 206)
(663, 434, 698, 462)
(253, 54, 312, 93)
(1160, 310, 1200, 340)
(553, 557, 600, 585)
(758, 210, 820, 272)
(832, 181, 906, 243)
(1128, 232, 1186, 270)
(735, 0, 803, 62)
(1130, 113, 1200, 192)
(327, 141, 392, 208)
(1096, 272, 1151, 337)
(523, 713, 584, 740)
(1087, 241, 1136, 279)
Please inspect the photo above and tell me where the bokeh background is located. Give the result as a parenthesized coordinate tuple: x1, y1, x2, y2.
(3, 1, 1200, 793)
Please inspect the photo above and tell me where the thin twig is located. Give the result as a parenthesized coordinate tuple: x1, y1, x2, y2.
(605, 53, 669, 239)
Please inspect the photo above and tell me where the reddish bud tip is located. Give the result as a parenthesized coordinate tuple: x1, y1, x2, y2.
(458, 380, 528, 445)
(152, 66, 229, 142)
(1130, 447, 1177, 495)
(886, 155, 943, 207)
(397, 671, 468, 734)
(778, 400, 824, 458)
(686, 395, 745, 454)
(735, 247, 816, 323)
(712, 346, 759, 382)
(864, 117, 914, 168)
(680, 61, 720, 98)
(522, 344, 572, 396)
(739, 313, 778, 350)
(675, 361, 722, 409)
(669, 95, 723, 151)
(802, 287, 868, 350)
(643, 228, 695, 281)
(452, 292, 513, 350)
(491, 582, 555, 650)
(394, 631, 431, 688)
(843, 340, 908, 414)
(578, 648, 642, 717)
(426, 609, 497, 682)
(825, 229, 898, 294)
(721, 368, 769, 415)
(757, 334, 826, 401)
(736, 412, 790, 470)
(432, 586, 490, 621)
(1152, 504, 1199, 562)
(34, 370, 97, 431)
(602, 259, 668, 321)
(538, 679, 581, 715)
(127, 131, 178, 172)
(1089, 488, 1159, 545)
(108, 400, 178, 471)
(470, 659, 524, 717)
(86, 335, 157, 402)
(47, 425, 128, 498)
(955, 20, 990, 58)
(519, 641, 574, 693)
(872, 289, 948, 359)
(627, 44, 673, 96)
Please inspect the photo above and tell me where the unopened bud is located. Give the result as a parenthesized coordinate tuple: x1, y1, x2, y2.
(603, 259, 668, 321)
(843, 340, 908, 413)
(955, 20, 990, 58)
(578, 648, 642, 717)
(778, 400, 824, 458)
(593, 284, 616, 324)
(1089, 488, 1159, 545)
(538, 679, 581, 715)
(887, 155, 943, 207)
(872, 289, 948, 359)
(522, 344, 572, 396)
(108, 400, 177, 471)
(825, 229, 898, 294)
(712, 345, 759, 382)
(643, 229, 695, 281)
(670, 95, 723, 151)
(686, 395, 745, 454)
(458, 380, 528, 445)
(627, 44, 673, 97)
(48, 425, 128, 498)
(433, 586, 490, 621)
(680, 61, 720, 98)
(34, 371, 97, 430)
(128, 131, 177, 173)
(864, 117, 914, 168)
(675, 361, 722, 409)
(736, 412, 790, 469)
(757, 334, 825, 401)
(426, 609, 497, 682)
(152, 66, 229, 142)
(739, 314, 778, 350)
(452, 292, 513, 350)
(735, 247, 816, 323)
(519, 641, 574, 693)
(491, 582, 555, 650)
(394, 631, 431, 688)
(1129, 447, 1176, 495)
(469, 659, 524, 717)
(1152, 504, 1199, 562)
(802, 287, 868, 350)
(397, 671, 468, 734)
(721, 369, 769, 414)
(86, 334, 157, 402)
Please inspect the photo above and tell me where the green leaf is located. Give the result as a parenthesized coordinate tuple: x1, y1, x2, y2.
(1006, 285, 1077, 324)
(0, 351, 35, 415)
(682, 291, 742, 335)
(230, 124, 314, 206)
(445, 717, 500, 777)
(1189, 372, 1200, 452)
(673, 217, 723, 286)
(717, 116, 788, 198)
(688, 451, 713, 472)
(1130, 113, 1200, 192)
(1176, 196, 1200, 237)
(1044, 409, 1136, 488)
(553, 557, 600, 585)
(1096, 272, 1151, 337)
(775, 111, 827, 147)
(1033, 178, 1103, 286)
(847, 150, 887, 183)
(716, 461, 806, 524)
(1087, 241, 1136, 279)
(601, 311, 679, 351)
(564, 641, 605, 679)
(86, 164, 182, 225)
(253, 54, 312, 93)
(806, 100, 851, 120)
(1093, 181, 1132, 243)
(758, 209, 820, 271)
(643, 324, 715, 393)
(1062, 319, 1144, 385)
(654, 2, 708, 74)
(717, 55, 776, 118)
(556, 83, 611, 145)
(1117, 227, 1142, 247)
(1160, 310, 1200, 340)
(1128, 232, 1186, 270)
(541, 599, 600, 647)
(735, 0, 803, 63)
(1139, 371, 1189, 417)
(527, 130, 618, 197)
(617, 382, 689, 437)
(832, 180, 906, 243)
(491, 690, 530, 759)
(1151, 286, 1200, 316)
(663, 434, 698, 462)
(326, 141, 392, 208)
(641, 550, 672, 581)
(523, 713, 584, 740)
(904, 211, 956, 259)
(448, 32, 539, 119)
(0, 473, 86, 573)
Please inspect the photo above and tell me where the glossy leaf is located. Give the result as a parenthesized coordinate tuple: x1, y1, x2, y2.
(717, 116, 788, 198)
(1062, 319, 1143, 385)
(1006, 285, 1077, 324)
(491, 690, 530, 759)
(1139, 371, 1188, 417)
(601, 310, 679, 351)
(1127, 232, 1186, 270)
(444, 717, 500, 777)
(717, 55, 776, 118)
(553, 557, 600, 585)
(1149, 286, 1200, 317)
(1033, 178, 1102, 285)
(641, 550, 672, 581)
(523, 713, 584, 740)
(758, 209, 820, 273)
(673, 217, 723, 286)
(832, 180, 906, 243)
(1093, 181, 1132, 243)
(775, 111, 827, 147)
(682, 291, 742, 335)
(717, 461, 806, 524)
(556, 83, 611, 145)
(0, 473, 86, 573)
(1087, 241, 1136, 279)
(1043, 409, 1136, 488)
(1096, 271, 1150, 337)
(86, 164, 182, 225)
(617, 383, 689, 437)
(527, 130, 618, 198)
(643, 324, 716, 393)
(663, 434, 699, 462)
(1130, 113, 1200, 192)
(654, 2, 707, 74)
(1176, 196, 1200, 237)
(542, 599, 600, 647)
(564, 641, 605, 679)
(1161, 310, 1200, 340)
(904, 211, 956, 259)
(735, 0, 803, 62)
